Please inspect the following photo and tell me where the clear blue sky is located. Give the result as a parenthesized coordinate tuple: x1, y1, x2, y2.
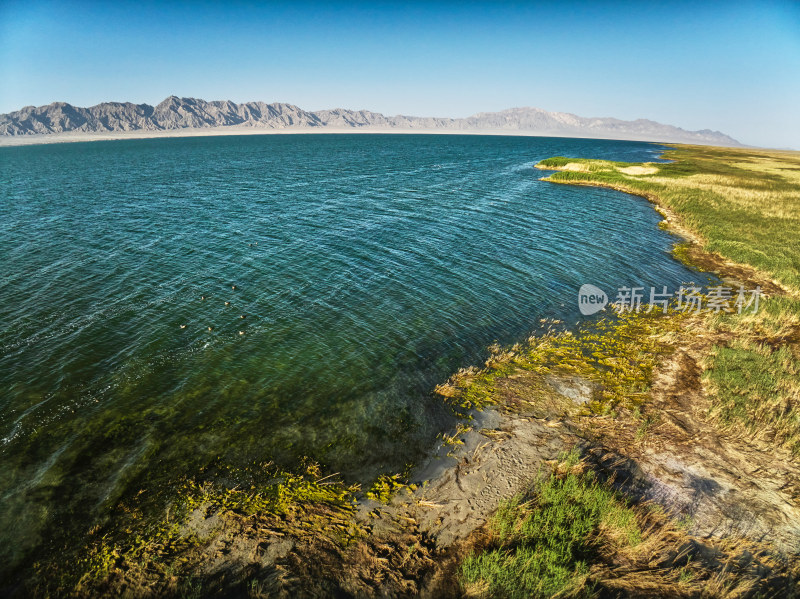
(1, 0, 798, 148)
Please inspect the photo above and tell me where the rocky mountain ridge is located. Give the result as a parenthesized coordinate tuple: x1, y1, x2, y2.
(0, 96, 741, 145)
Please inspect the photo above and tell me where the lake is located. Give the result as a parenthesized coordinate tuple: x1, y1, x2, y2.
(0, 133, 702, 573)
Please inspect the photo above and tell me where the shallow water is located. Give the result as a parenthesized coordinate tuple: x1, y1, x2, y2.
(0, 133, 701, 571)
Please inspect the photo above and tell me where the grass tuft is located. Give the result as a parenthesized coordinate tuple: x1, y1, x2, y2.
(461, 451, 634, 599)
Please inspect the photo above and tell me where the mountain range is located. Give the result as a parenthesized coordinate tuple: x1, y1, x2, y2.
(0, 96, 741, 146)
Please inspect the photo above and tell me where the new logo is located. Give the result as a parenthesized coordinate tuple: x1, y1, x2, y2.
(578, 284, 608, 315)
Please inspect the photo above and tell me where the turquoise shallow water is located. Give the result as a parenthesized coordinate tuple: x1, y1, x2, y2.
(0, 134, 701, 572)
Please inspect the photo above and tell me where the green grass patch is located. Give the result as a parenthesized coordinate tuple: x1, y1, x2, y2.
(460, 451, 641, 599)
(704, 296, 800, 454)
(705, 340, 800, 453)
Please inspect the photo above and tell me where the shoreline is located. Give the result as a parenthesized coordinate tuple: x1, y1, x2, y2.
(0, 126, 742, 148)
(534, 149, 799, 299)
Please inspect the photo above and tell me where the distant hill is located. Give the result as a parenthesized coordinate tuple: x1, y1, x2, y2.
(0, 96, 741, 146)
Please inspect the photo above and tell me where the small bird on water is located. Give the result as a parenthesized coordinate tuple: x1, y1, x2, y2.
(180, 324, 187, 329)
(208, 326, 213, 331)
(232, 285, 237, 290)
(239, 331, 245, 335)
(240, 314, 246, 319)
(201, 296, 206, 300)
(224, 301, 230, 306)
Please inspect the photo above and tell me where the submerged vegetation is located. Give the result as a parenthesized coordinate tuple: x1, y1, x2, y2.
(31, 461, 361, 597)
(436, 308, 687, 418)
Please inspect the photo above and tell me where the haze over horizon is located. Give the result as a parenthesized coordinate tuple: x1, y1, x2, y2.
(1, 0, 798, 148)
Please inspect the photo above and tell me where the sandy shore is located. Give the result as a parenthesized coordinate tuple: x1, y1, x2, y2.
(0, 126, 681, 147)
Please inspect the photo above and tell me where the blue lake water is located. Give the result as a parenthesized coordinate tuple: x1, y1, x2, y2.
(0, 133, 702, 572)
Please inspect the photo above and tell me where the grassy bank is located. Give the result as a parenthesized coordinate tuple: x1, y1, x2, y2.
(460, 452, 787, 599)
(461, 451, 643, 599)
(536, 145, 800, 452)
(455, 145, 800, 597)
(536, 146, 800, 292)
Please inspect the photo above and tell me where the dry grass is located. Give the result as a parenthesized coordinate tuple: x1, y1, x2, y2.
(461, 453, 797, 598)
(618, 165, 659, 175)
